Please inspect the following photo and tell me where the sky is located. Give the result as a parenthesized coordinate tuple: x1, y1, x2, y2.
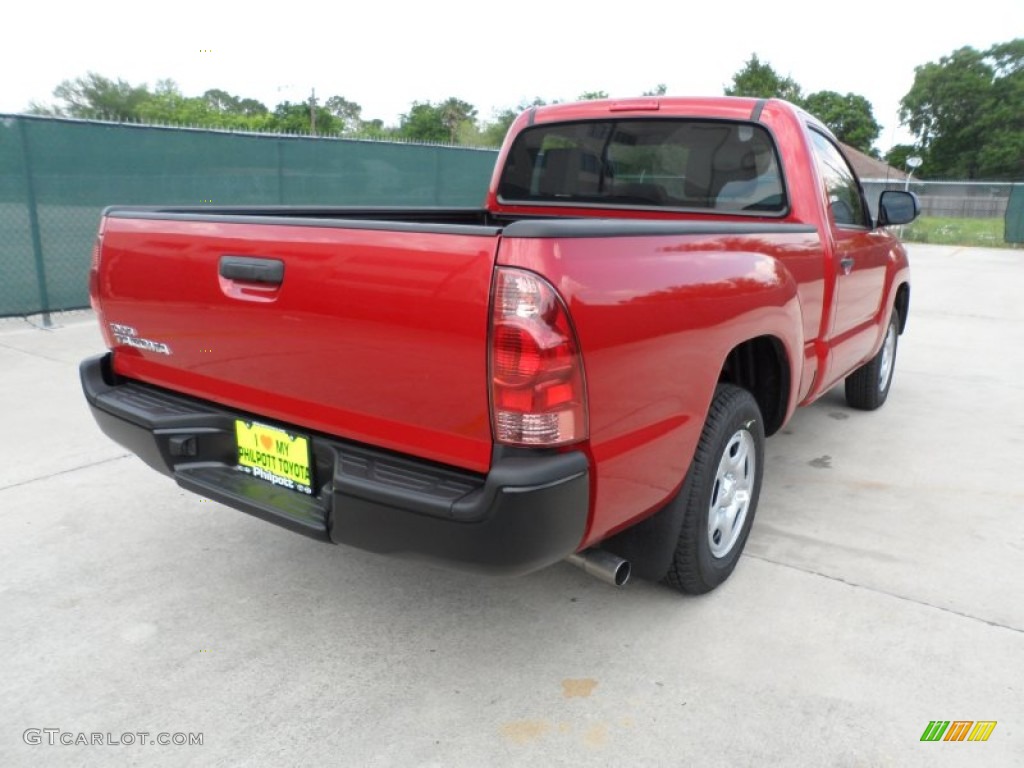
(3, 0, 1021, 150)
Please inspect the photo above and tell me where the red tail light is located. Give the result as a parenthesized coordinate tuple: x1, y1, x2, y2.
(88, 218, 107, 308)
(489, 267, 588, 446)
(88, 236, 101, 300)
(89, 220, 113, 347)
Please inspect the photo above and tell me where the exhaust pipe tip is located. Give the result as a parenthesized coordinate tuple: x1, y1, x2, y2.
(566, 549, 631, 587)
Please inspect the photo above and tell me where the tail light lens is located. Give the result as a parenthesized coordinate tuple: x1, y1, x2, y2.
(88, 235, 102, 308)
(489, 267, 588, 446)
(88, 217, 107, 309)
(89, 220, 112, 347)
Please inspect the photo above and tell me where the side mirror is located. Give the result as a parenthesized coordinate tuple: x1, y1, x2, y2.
(877, 190, 920, 227)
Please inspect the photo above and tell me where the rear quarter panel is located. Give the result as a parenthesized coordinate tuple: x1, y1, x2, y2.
(498, 229, 823, 544)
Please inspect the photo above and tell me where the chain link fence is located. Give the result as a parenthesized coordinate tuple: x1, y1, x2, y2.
(862, 179, 1015, 218)
(862, 178, 1023, 247)
(0, 115, 499, 318)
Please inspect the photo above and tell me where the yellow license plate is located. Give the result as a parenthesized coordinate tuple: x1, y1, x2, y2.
(235, 420, 313, 495)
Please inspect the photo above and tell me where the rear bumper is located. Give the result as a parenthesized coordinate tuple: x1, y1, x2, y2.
(80, 353, 589, 575)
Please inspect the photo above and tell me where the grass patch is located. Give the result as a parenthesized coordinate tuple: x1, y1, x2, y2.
(900, 216, 1017, 248)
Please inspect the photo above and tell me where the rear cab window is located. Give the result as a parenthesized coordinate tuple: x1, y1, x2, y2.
(498, 119, 787, 214)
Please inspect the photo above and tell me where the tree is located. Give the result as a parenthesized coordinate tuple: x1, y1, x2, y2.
(43, 72, 151, 121)
(884, 144, 919, 173)
(206, 89, 268, 129)
(899, 40, 1023, 179)
(269, 100, 341, 135)
(398, 99, 477, 143)
(723, 56, 883, 155)
(438, 97, 477, 143)
(975, 40, 1024, 179)
(481, 107, 519, 146)
(136, 79, 210, 125)
(480, 98, 548, 147)
(398, 102, 450, 142)
(802, 91, 881, 154)
(356, 118, 393, 140)
(725, 54, 802, 102)
(137, 83, 271, 130)
(643, 84, 668, 96)
(324, 96, 363, 133)
(236, 98, 269, 117)
(456, 121, 489, 147)
(899, 46, 992, 178)
(202, 88, 241, 113)
(578, 90, 609, 100)
(28, 74, 274, 130)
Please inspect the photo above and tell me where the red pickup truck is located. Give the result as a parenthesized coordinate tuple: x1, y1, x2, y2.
(81, 97, 917, 594)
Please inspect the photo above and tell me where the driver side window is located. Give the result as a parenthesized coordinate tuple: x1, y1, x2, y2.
(809, 130, 868, 228)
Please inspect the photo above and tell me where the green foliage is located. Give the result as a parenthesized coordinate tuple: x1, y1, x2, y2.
(398, 98, 478, 143)
(802, 91, 881, 153)
(724, 55, 882, 153)
(399, 102, 452, 142)
(643, 84, 668, 96)
(725, 54, 802, 102)
(30, 72, 374, 136)
(439, 98, 477, 142)
(45, 72, 151, 121)
(34, 73, 276, 131)
(202, 89, 239, 113)
(135, 80, 212, 125)
(578, 90, 609, 100)
(134, 80, 270, 131)
(202, 89, 269, 118)
(884, 144, 919, 172)
(976, 41, 1024, 179)
(455, 120, 492, 147)
(354, 118, 395, 140)
(899, 39, 1023, 179)
(481, 108, 519, 147)
(270, 100, 344, 135)
(479, 98, 549, 147)
(324, 96, 362, 132)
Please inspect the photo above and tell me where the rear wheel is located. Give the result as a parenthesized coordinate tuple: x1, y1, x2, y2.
(663, 384, 765, 595)
(845, 310, 900, 411)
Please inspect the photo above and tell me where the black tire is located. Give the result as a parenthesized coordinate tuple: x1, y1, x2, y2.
(845, 309, 900, 411)
(663, 384, 765, 595)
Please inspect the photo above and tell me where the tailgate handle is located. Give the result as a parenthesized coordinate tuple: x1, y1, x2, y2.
(219, 256, 284, 285)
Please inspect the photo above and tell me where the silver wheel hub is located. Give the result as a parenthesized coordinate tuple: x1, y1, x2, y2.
(708, 429, 756, 558)
(878, 321, 897, 392)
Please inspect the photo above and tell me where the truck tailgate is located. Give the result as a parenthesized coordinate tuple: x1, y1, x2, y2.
(93, 213, 500, 473)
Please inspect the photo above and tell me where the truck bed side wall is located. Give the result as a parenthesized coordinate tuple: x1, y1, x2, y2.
(497, 229, 822, 544)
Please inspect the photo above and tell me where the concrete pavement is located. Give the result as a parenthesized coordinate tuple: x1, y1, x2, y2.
(1, 245, 1021, 766)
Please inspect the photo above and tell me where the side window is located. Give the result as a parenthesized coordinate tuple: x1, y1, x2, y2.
(809, 130, 868, 228)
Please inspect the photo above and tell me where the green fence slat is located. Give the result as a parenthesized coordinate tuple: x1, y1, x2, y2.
(1006, 184, 1024, 244)
(0, 115, 498, 317)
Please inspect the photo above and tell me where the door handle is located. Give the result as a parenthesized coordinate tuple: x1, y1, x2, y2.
(839, 257, 855, 275)
(219, 255, 284, 285)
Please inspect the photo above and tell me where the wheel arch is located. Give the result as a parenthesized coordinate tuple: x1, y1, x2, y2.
(893, 282, 910, 333)
(717, 334, 791, 436)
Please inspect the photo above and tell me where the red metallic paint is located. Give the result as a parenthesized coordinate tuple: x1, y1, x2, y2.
(482, 97, 908, 544)
(92, 97, 910, 554)
(98, 217, 498, 473)
(496, 231, 816, 545)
